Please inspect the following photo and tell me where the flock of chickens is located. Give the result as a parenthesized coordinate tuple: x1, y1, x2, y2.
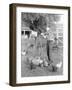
(22, 49, 62, 72)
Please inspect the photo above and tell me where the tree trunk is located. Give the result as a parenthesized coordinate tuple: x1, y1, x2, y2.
(46, 40, 51, 61)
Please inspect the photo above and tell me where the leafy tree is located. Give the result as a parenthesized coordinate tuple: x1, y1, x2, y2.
(22, 13, 60, 34)
(22, 13, 47, 36)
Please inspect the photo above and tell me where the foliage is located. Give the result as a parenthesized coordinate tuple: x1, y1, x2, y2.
(21, 13, 60, 35)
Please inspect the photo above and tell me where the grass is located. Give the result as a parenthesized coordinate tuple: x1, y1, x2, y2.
(21, 35, 63, 77)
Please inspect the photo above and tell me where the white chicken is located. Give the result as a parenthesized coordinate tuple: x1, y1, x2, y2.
(21, 50, 26, 56)
(43, 58, 48, 67)
(31, 57, 43, 66)
(56, 61, 62, 69)
(49, 61, 62, 72)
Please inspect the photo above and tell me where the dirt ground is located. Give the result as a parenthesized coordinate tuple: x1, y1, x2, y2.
(21, 36, 63, 77)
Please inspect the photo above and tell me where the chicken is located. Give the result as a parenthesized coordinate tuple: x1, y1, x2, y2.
(56, 61, 62, 69)
(43, 58, 48, 67)
(21, 50, 27, 56)
(31, 57, 43, 66)
(49, 61, 62, 72)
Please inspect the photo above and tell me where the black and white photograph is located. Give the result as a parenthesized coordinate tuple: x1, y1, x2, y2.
(9, 4, 70, 86)
(21, 13, 63, 77)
